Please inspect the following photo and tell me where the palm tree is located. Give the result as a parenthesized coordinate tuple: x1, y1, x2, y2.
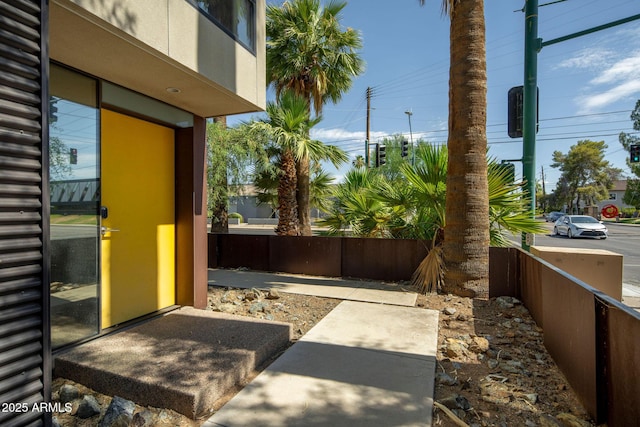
(321, 145, 544, 293)
(248, 91, 321, 235)
(254, 161, 339, 221)
(352, 155, 366, 168)
(420, 0, 489, 297)
(266, 0, 364, 236)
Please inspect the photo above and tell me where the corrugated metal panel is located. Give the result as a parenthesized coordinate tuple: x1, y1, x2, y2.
(0, 0, 48, 426)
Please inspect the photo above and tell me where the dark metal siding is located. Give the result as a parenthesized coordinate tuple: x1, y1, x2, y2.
(0, 0, 49, 426)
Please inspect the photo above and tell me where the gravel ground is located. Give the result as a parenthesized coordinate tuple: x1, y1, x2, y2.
(53, 281, 594, 427)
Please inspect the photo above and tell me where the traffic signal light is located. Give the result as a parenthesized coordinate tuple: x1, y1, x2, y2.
(631, 144, 640, 163)
(376, 144, 386, 167)
(508, 86, 539, 138)
(70, 148, 78, 165)
(401, 139, 409, 158)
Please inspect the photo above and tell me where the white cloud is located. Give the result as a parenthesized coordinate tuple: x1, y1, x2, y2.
(311, 128, 389, 143)
(590, 53, 640, 85)
(577, 79, 640, 111)
(561, 48, 640, 114)
(555, 48, 615, 70)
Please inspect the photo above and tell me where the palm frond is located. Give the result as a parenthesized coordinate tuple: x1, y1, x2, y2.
(410, 244, 445, 294)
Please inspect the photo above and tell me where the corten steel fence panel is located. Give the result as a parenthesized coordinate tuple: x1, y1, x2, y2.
(603, 298, 640, 426)
(269, 236, 342, 277)
(539, 262, 598, 421)
(341, 238, 428, 281)
(208, 233, 218, 268)
(519, 251, 544, 327)
(216, 234, 270, 271)
(488, 247, 520, 298)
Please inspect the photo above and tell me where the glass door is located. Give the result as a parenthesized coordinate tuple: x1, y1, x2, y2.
(49, 64, 100, 348)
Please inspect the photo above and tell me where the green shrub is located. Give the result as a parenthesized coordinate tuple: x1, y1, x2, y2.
(229, 212, 243, 222)
(621, 208, 637, 218)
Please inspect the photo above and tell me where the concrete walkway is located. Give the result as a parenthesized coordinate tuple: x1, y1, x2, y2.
(208, 269, 418, 307)
(205, 269, 439, 427)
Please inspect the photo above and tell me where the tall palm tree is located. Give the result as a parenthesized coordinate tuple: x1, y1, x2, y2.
(352, 155, 366, 168)
(420, 0, 489, 297)
(248, 91, 321, 235)
(266, 0, 364, 236)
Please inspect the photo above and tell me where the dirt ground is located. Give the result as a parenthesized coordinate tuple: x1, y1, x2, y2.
(53, 281, 595, 427)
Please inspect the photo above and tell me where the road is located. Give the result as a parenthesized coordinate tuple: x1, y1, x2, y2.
(510, 221, 640, 287)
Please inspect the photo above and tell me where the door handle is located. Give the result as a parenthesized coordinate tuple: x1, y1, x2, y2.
(101, 226, 120, 236)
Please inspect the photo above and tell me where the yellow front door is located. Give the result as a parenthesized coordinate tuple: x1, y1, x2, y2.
(100, 109, 176, 328)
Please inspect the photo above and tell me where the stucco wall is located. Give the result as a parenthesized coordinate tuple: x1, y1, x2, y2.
(531, 246, 623, 301)
(52, 0, 266, 116)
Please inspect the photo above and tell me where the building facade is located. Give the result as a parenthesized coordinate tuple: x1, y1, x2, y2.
(0, 0, 265, 424)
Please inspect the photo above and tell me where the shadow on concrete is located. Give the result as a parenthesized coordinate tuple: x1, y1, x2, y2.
(54, 307, 291, 418)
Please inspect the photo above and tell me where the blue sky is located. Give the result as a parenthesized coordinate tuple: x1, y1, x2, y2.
(229, 0, 640, 189)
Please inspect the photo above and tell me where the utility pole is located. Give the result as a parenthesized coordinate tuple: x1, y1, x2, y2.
(365, 87, 371, 168)
(404, 110, 414, 166)
(522, 0, 538, 251)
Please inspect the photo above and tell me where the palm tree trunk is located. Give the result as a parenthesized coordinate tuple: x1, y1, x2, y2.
(211, 115, 229, 233)
(276, 150, 300, 236)
(296, 157, 312, 236)
(442, 0, 489, 298)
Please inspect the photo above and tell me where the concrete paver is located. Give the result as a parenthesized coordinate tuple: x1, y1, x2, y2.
(208, 269, 418, 307)
(204, 300, 439, 427)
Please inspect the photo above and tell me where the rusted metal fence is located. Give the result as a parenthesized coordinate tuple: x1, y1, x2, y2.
(209, 235, 640, 426)
(208, 234, 429, 281)
(490, 247, 640, 426)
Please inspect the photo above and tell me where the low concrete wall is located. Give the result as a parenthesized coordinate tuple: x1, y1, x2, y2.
(247, 218, 278, 225)
(531, 246, 623, 301)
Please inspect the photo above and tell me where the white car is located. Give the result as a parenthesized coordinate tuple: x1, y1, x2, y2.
(553, 215, 608, 239)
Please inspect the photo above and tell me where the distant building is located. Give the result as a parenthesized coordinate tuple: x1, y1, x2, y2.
(229, 185, 325, 222)
(597, 180, 632, 211)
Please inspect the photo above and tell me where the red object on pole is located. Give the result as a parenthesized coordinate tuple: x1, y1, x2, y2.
(601, 204, 619, 219)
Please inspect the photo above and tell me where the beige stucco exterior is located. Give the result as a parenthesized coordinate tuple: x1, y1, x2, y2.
(531, 246, 623, 301)
(50, 0, 266, 118)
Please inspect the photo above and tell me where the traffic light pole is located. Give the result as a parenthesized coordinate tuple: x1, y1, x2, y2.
(522, 0, 538, 251)
(519, 3, 640, 252)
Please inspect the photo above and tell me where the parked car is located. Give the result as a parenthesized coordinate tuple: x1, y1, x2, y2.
(545, 211, 564, 222)
(553, 215, 608, 239)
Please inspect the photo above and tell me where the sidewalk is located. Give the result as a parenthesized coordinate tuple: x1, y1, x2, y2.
(204, 269, 439, 427)
(623, 283, 640, 311)
(207, 268, 418, 306)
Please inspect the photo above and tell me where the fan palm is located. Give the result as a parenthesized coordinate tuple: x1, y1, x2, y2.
(321, 144, 545, 293)
(266, 0, 364, 235)
(247, 90, 321, 235)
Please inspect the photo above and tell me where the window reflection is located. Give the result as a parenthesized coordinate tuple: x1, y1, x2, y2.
(49, 65, 100, 348)
(194, 0, 255, 51)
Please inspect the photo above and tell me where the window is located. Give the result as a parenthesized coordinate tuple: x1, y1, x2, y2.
(49, 64, 100, 348)
(193, 0, 256, 52)
(609, 193, 617, 200)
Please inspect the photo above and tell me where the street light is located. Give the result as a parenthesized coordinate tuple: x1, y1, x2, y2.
(404, 110, 414, 165)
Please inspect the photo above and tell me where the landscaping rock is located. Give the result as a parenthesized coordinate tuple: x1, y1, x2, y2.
(469, 336, 490, 353)
(131, 409, 155, 426)
(266, 289, 281, 299)
(99, 396, 135, 427)
(59, 384, 79, 404)
(76, 395, 100, 419)
(443, 307, 457, 315)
